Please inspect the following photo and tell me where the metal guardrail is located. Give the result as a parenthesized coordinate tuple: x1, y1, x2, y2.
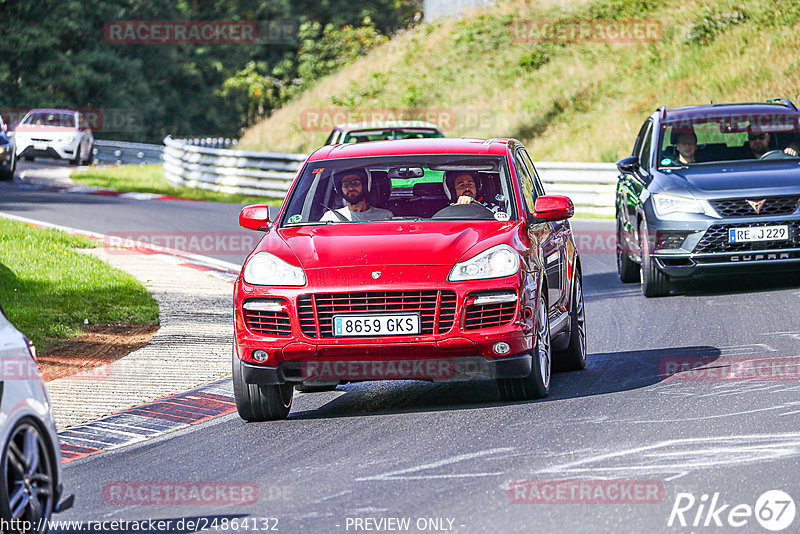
(163, 136, 307, 198)
(160, 136, 618, 211)
(93, 139, 164, 165)
(535, 162, 618, 214)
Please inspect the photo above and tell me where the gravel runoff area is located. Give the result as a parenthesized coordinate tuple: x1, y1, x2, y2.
(46, 248, 235, 429)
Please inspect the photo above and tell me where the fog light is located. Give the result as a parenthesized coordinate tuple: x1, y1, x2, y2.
(252, 349, 269, 362)
(493, 342, 511, 355)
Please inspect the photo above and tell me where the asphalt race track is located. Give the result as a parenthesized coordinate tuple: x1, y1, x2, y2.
(3, 166, 800, 533)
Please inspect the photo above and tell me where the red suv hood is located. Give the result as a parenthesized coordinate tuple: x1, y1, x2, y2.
(270, 221, 517, 268)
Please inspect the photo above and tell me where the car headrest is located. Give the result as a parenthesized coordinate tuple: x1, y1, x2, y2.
(367, 170, 391, 207)
(412, 182, 444, 197)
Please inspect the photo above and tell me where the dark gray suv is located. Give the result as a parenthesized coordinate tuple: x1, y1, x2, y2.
(615, 99, 800, 297)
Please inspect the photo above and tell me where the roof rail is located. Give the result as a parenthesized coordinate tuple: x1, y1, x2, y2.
(767, 98, 798, 110)
(657, 106, 666, 119)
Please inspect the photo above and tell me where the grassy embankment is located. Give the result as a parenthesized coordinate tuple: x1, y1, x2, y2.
(0, 217, 159, 353)
(238, 0, 800, 162)
(71, 165, 284, 205)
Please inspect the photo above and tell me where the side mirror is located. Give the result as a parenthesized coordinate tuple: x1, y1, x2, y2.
(239, 204, 271, 231)
(533, 195, 574, 222)
(616, 156, 639, 174)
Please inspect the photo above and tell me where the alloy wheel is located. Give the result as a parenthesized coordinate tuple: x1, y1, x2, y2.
(3, 421, 54, 528)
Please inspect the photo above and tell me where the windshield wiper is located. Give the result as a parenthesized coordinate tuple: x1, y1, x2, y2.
(282, 221, 335, 226)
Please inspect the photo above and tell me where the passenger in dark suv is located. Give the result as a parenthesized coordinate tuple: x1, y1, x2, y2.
(616, 98, 800, 297)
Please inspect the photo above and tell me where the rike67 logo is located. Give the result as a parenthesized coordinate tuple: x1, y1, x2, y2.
(668, 490, 796, 531)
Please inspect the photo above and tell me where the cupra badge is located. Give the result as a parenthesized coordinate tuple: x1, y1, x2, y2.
(746, 199, 766, 213)
(371, 271, 382, 279)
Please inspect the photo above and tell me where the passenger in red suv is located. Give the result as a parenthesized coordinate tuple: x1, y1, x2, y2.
(321, 168, 393, 222)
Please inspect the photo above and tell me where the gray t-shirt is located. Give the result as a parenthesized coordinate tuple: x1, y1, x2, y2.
(321, 206, 393, 222)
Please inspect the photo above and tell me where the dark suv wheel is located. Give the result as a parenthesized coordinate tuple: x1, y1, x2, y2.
(639, 219, 670, 297)
(616, 219, 640, 283)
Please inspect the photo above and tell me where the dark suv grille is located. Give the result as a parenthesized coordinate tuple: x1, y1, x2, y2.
(464, 302, 516, 330)
(297, 291, 457, 338)
(710, 196, 800, 218)
(693, 220, 800, 254)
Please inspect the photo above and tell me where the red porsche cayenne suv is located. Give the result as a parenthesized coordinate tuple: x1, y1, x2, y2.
(234, 138, 586, 420)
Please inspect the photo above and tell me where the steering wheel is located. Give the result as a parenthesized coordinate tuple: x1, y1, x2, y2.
(759, 149, 794, 160)
(432, 202, 496, 220)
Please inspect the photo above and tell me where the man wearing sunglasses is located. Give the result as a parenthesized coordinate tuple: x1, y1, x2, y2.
(321, 168, 393, 222)
(743, 130, 800, 158)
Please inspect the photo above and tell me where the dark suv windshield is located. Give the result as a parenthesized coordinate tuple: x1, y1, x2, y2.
(280, 155, 516, 226)
(658, 112, 800, 167)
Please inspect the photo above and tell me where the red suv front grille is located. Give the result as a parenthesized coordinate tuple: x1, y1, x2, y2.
(297, 291, 457, 338)
(464, 302, 516, 330)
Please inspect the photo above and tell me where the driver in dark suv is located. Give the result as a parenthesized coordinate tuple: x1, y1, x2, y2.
(740, 130, 800, 159)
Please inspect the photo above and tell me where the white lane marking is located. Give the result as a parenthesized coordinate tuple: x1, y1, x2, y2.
(629, 405, 791, 424)
(538, 433, 800, 479)
(356, 447, 514, 482)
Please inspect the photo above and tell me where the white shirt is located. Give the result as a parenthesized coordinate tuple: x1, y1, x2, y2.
(321, 206, 393, 222)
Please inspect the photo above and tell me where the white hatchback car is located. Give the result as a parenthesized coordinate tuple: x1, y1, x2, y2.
(0, 305, 72, 527)
(14, 109, 94, 165)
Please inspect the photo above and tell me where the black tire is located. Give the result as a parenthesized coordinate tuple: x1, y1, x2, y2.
(497, 291, 551, 401)
(639, 219, 670, 297)
(83, 143, 94, 165)
(553, 269, 587, 371)
(616, 218, 640, 283)
(0, 419, 55, 531)
(295, 384, 338, 393)
(232, 351, 293, 421)
(70, 147, 81, 166)
(0, 166, 12, 181)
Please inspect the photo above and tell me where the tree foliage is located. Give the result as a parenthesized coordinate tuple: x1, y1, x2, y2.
(0, 0, 422, 141)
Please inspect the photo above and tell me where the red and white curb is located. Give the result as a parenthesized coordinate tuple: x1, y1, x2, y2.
(59, 378, 235, 463)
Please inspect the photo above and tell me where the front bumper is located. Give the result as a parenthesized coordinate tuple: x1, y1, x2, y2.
(234, 266, 540, 380)
(648, 212, 800, 278)
(16, 138, 79, 161)
(241, 353, 533, 384)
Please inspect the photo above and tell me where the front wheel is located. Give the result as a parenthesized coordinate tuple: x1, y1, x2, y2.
(616, 218, 640, 283)
(0, 419, 55, 530)
(640, 219, 670, 297)
(232, 351, 293, 421)
(497, 292, 551, 401)
(83, 143, 94, 165)
(553, 269, 587, 371)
